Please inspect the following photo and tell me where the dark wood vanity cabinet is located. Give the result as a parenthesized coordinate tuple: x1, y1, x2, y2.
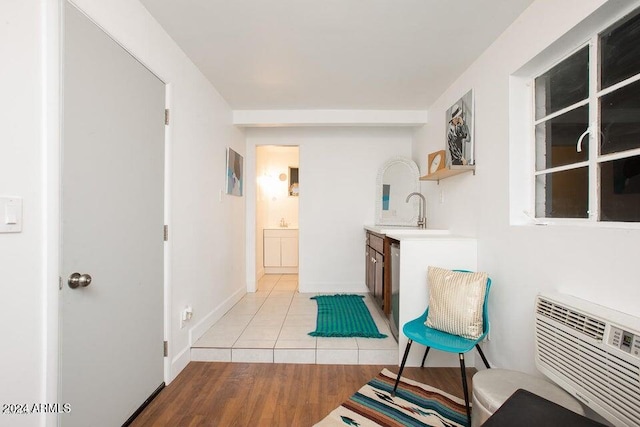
(365, 231, 390, 314)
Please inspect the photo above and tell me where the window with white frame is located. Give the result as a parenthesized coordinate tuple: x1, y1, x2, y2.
(533, 8, 640, 222)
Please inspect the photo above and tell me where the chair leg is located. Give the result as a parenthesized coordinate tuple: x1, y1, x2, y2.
(420, 347, 431, 368)
(459, 354, 471, 427)
(392, 339, 413, 397)
(475, 344, 491, 369)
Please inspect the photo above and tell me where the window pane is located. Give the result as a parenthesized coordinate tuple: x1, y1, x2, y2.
(535, 168, 588, 218)
(600, 10, 640, 89)
(600, 79, 640, 155)
(535, 47, 589, 120)
(535, 105, 588, 170)
(600, 155, 640, 222)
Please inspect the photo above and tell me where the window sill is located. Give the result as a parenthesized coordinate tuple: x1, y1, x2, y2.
(511, 217, 640, 230)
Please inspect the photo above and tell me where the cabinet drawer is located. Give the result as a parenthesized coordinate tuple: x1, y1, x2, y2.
(368, 233, 384, 253)
(264, 229, 298, 238)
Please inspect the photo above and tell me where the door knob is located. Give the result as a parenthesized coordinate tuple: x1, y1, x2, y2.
(68, 272, 92, 289)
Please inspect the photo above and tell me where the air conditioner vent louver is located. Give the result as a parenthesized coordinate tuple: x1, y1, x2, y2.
(535, 293, 640, 427)
(536, 297, 606, 341)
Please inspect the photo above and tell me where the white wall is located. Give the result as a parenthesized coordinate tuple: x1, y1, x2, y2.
(246, 127, 413, 292)
(256, 146, 300, 228)
(413, 0, 640, 374)
(0, 3, 51, 426)
(0, 1, 245, 423)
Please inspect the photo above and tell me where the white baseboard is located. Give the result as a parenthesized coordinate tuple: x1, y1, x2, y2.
(169, 345, 191, 383)
(299, 282, 368, 294)
(168, 286, 246, 382)
(188, 286, 246, 346)
(264, 266, 298, 274)
(246, 267, 264, 292)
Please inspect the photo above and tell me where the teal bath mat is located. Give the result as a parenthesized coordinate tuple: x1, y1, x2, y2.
(309, 294, 387, 338)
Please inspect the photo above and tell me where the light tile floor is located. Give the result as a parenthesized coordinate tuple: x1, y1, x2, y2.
(192, 274, 398, 364)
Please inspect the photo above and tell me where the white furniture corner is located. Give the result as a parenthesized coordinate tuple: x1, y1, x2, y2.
(386, 232, 478, 367)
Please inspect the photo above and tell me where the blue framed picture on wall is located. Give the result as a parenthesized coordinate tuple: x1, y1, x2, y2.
(226, 147, 243, 196)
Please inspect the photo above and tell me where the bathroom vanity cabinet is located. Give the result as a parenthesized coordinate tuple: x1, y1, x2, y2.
(264, 228, 298, 274)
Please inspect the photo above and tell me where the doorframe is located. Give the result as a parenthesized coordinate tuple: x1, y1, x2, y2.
(245, 142, 258, 292)
(44, 2, 173, 424)
(246, 141, 301, 292)
(162, 84, 173, 385)
(43, 3, 62, 425)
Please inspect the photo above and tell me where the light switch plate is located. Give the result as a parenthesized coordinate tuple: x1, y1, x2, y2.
(0, 197, 23, 233)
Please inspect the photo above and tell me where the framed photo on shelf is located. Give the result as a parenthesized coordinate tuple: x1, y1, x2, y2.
(445, 89, 474, 166)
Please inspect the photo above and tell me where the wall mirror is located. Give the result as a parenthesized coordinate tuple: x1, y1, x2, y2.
(375, 157, 420, 226)
(289, 167, 299, 196)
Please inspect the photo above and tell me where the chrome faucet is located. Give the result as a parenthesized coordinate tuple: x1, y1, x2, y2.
(406, 192, 427, 229)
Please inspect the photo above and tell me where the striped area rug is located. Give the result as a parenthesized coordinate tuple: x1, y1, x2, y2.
(308, 294, 387, 339)
(314, 369, 468, 427)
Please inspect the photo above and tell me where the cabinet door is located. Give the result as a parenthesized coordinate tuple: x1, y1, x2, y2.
(280, 237, 298, 267)
(264, 237, 282, 267)
(366, 246, 376, 294)
(374, 250, 384, 302)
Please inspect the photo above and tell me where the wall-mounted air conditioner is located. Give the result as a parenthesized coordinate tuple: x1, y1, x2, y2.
(535, 292, 640, 427)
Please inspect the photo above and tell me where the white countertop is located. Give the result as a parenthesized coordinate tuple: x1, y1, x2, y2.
(385, 232, 473, 241)
(364, 224, 450, 237)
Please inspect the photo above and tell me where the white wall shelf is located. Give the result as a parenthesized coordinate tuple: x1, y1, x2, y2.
(419, 165, 475, 184)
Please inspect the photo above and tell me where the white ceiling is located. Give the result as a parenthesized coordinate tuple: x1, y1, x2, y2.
(140, 0, 535, 110)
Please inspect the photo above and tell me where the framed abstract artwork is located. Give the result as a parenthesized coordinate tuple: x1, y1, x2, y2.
(225, 147, 243, 196)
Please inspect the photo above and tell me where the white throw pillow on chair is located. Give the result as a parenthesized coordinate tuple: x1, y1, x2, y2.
(425, 266, 488, 340)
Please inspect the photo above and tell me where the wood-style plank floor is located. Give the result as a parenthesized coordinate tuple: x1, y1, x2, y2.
(131, 362, 476, 426)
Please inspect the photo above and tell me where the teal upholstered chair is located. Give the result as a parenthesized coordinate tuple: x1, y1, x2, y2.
(392, 272, 492, 426)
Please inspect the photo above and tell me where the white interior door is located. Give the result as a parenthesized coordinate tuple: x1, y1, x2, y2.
(60, 3, 165, 426)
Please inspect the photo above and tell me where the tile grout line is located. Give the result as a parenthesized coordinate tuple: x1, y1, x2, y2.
(234, 274, 294, 359)
(232, 282, 271, 348)
(272, 274, 289, 358)
(231, 274, 278, 359)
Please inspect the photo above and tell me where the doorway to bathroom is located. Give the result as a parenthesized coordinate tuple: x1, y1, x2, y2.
(256, 146, 300, 289)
